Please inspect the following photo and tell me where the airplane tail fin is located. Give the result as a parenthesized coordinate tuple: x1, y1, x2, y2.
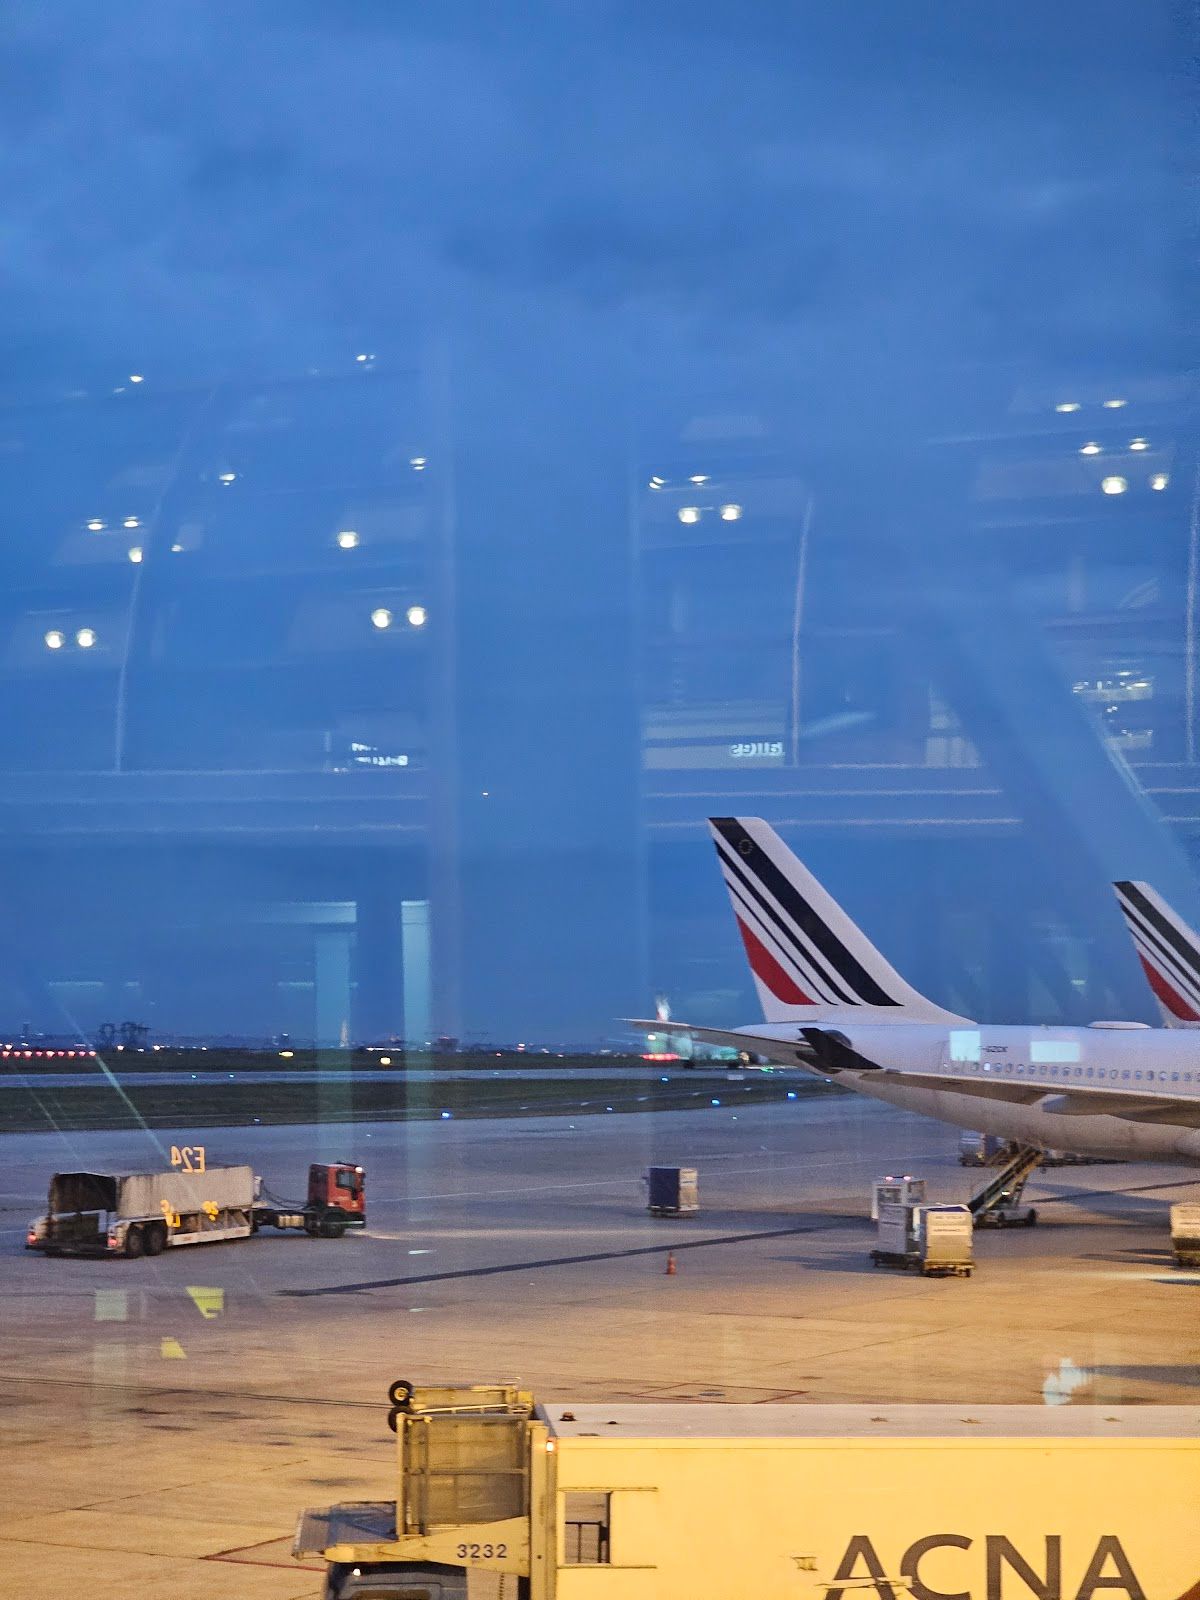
(1112, 879, 1200, 1026)
(708, 817, 968, 1025)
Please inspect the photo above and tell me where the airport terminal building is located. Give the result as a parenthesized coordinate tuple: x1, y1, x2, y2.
(0, 354, 1195, 1046)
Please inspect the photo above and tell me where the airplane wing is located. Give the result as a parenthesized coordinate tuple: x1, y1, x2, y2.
(623, 1018, 812, 1062)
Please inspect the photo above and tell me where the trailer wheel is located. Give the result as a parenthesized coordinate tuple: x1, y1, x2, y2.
(144, 1222, 167, 1257)
(388, 1378, 415, 1407)
(124, 1227, 145, 1260)
(322, 1216, 347, 1239)
(305, 1217, 320, 1237)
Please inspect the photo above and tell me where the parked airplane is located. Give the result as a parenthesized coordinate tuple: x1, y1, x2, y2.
(631, 817, 1200, 1164)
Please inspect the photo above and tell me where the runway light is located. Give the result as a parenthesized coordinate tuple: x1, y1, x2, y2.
(719, 503, 743, 521)
(1151, 472, 1169, 491)
(127, 546, 143, 563)
(123, 516, 140, 528)
(44, 630, 64, 650)
(86, 518, 105, 532)
(1079, 442, 1102, 456)
(336, 529, 359, 549)
(1129, 438, 1149, 451)
(371, 607, 393, 629)
(787, 1091, 797, 1099)
(406, 604, 427, 627)
(441, 1110, 452, 1119)
(1102, 398, 1127, 409)
(1100, 475, 1128, 496)
(677, 506, 701, 524)
(75, 627, 96, 648)
(1054, 401, 1081, 413)
(711, 1097, 721, 1106)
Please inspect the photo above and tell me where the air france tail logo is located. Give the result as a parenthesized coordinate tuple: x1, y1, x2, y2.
(1114, 880, 1200, 1023)
(710, 817, 900, 1008)
(820, 1532, 1157, 1600)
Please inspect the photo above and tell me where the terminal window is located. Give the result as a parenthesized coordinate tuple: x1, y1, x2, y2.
(563, 1492, 610, 1564)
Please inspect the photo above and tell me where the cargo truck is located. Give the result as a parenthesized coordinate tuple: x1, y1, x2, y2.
(294, 1381, 1200, 1600)
(26, 1160, 365, 1257)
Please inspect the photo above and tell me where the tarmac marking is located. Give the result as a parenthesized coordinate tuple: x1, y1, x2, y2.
(279, 1221, 846, 1298)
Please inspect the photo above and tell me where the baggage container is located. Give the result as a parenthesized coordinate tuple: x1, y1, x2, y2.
(645, 1166, 698, 1217)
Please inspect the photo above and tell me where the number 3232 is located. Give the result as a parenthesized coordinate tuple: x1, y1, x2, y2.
(455, 1543, 507, 1561)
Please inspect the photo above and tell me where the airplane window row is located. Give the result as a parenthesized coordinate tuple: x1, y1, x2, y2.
(967, 1062, 1193, 1084)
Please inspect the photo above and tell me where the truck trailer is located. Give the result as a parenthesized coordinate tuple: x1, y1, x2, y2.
(26, 1160, 365, 1256)
(294, 1381, 1200, 1600)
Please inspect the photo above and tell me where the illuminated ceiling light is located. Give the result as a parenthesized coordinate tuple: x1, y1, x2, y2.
(1129, 438, 1149, 451)
(75, 627, 96, 648)
(123, 516, 141, 528)
(170, 542, 183, 553)
(129, 374, 144, 384)
(86, 519, 105, 532)
(409, 456, 427, 471)
(689, 474, 708, 485)
(1079, 442, 1101, 456)
(1054, 402, 1081, 413)
(719, 503, 743, 521)
(355, 352, 375, 363)
(1150, 472, 1169, 491)
(127, 546, 143, 564)
(218, 471, 236, 485)
(648, 475, 665, 489)
(1100, 475, 1128, 496)
(336, 529, 359, 549)
(44, 630, 64, 650)
(370, 607, 393, 630)
(1102, 398, 1127, 409)
(406, 604, 427, 628)
(677, 506, 701, 524)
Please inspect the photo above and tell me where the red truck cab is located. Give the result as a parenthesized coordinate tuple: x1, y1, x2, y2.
(307, 1162, 366, 1231)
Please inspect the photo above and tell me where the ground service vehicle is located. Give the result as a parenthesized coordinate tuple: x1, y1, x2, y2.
(26, 1160, 365, 1256)
(294, 1381, 1200, 1600)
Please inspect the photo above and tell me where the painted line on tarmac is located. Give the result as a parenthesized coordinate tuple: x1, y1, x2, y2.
(280, 1221, 842, 1298)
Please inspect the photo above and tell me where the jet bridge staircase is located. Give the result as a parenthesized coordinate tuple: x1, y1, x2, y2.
(968, 1143, 1043, 1228)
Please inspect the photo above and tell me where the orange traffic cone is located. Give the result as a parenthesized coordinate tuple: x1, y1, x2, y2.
(664, 1251, 677, 1275)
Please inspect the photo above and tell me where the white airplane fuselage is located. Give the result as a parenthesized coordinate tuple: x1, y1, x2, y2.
(733, 1020, 1200, 1164)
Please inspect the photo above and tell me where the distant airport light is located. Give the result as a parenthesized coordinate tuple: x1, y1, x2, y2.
(218, 471, 236, 484)
(371, 607, 393, 630)
(409, 456, 427, 471)
(336, 529, 359, 549)
(127, 546, 143, 564)
(719, 503, 743, 521)
(1100, 475, 1128, 496)
(129, 373, 144, 384)
(677, 506, 701, 524)
(86, 518, 105, 532)
(1079, 442, 1101, 456)
(1129, 438, 1149, 451)
(1054, 401, 1081, 413)
(406, 605, 427, 628)
(75, 627, 96, 648)
(1150, 472, 1170, 491)
(1102, 398, 1128, 409)
(123, 516, 141, 528)
(44, 630, 64, 650)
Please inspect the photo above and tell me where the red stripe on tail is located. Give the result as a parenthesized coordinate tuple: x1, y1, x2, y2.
(1138, 953, 1200, 1021)
(736, 918, 813, 1005)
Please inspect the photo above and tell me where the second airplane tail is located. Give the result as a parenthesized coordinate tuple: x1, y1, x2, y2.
(1113, 878, 1200, 1026)
(708, 817, 969, 1026)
